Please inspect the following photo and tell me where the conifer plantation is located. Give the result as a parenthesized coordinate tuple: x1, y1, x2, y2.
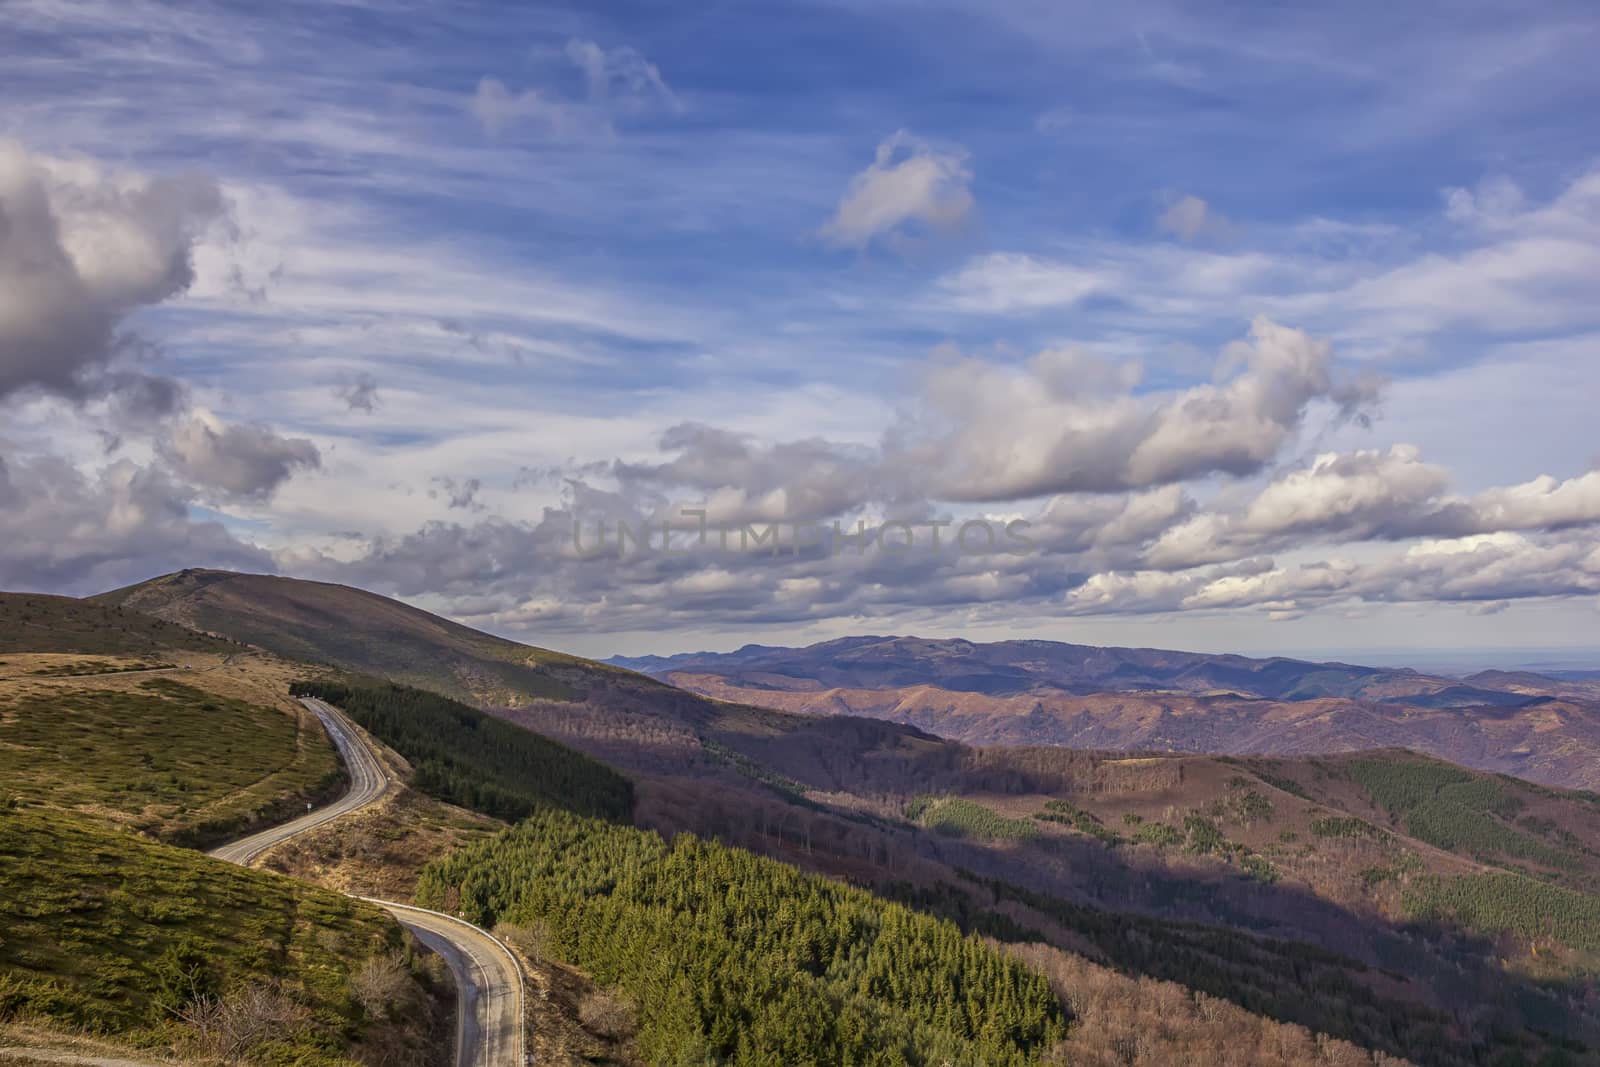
(418, 809, 1067, 1065)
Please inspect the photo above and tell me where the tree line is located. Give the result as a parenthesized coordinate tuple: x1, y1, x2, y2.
(290, 678, 633, 822)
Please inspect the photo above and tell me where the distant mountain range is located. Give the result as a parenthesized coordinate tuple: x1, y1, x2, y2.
(611, 635, 1600, 789)
(610, 635, 1520, 701)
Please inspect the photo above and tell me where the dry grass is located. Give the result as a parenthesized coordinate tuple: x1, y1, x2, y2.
(247, 706, 504, 898)
(489, 928, 642, 1067)
(259, 788, 501, 900)
(0, 1020, 202, 1064)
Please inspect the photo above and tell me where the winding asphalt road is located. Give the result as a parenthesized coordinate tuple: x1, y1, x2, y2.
(208, 698, 527, 1067)
(208, 698, 389, 865)
(365, 900, 526, 1067)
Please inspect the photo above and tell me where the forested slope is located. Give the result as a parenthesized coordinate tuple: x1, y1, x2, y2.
(418, 807, 1066, 1066)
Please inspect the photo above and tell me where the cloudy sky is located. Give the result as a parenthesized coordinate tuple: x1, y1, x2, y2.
(3, 0, 1599, 662)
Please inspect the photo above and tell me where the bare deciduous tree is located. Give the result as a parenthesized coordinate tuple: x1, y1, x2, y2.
(351, 952, 414, 1018)
(180, 983, 309, 1060)
(577, 989, 637, 1040)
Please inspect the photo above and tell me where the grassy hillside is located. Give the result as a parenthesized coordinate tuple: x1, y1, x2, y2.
(95, 570, 598, 706)
(0, 592, 236, 656)
(0, 675, 341, 848)
(0, 593, 447, 1063)
(0, 807, 437, 1065)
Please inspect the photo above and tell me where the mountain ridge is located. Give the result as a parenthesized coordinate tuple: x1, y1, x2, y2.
(93, 568, 615, 706)
(609, 634, 1460, 700)
(612, 634, 1600, 790)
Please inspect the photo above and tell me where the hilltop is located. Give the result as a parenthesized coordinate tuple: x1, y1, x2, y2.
(94, 569, 608, 706)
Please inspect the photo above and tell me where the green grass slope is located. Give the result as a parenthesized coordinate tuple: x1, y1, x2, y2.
(0, 677, 341, 848)
(0, 592, 235, 656)
(0, 806, 424, 1064)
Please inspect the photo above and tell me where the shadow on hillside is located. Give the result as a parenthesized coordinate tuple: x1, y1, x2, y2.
(493, 694, 1600, 1066)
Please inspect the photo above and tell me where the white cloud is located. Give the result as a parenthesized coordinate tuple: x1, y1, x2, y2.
(934, 253, 1114, 313)
(927, 169, 1600, 359)
(472, 40, 680, 139)
(157, 409, 321, 501)
(821, 132, 974, 249)
(1443, 176, 1527, 228)
(1146, 448, 1600, 570)
(563, 39, 682, 113)
(902, 317, 1377, 500)
(469, 77, 576, 137)
(1242, 446, 1448, 533)
(1467, 470, 1600, 532)
(1157, 194, 1229, 241)
(1068, 530, 1600, 618)
(1275, 169, 1600, 337)
(0, 140, 222, 400)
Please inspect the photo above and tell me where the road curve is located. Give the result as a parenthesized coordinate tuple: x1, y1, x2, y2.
(362, 900, 526, 1067)
(207, 698, 391, 865)
(208, 697, 526, 1067)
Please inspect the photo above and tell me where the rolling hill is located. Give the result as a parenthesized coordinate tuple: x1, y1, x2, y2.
(94, 569, 605, 705)
(0, 590, 238, 656)
(22, 569, 1600, 1064)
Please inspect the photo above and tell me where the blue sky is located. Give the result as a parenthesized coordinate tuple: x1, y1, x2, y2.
(3, 0, 1599, 661)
